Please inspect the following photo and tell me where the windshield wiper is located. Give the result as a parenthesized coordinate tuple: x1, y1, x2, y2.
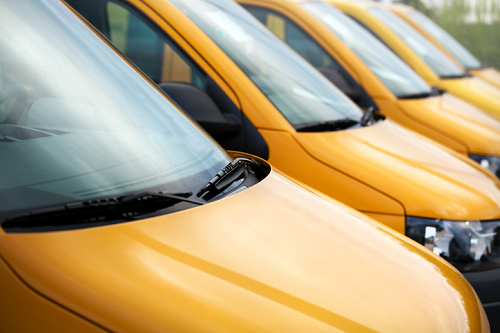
(2, 191, 203, 232)
(466, 64, 488, 71)
(440, 73, 467, 79)
(398, 91, 432, 99)
(197, 158, 258, 199)
(359, 106, 377, 127)
(295, 118, 358, 132)
(399, 86, 444, 100)
(430, 85, 444, 96)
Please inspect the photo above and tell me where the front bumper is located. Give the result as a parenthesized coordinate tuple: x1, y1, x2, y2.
(463, 267, 500, 332)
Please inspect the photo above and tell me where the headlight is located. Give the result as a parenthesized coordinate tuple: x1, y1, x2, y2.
(469, 154, 500, 178)
(406, 216, 500, 272)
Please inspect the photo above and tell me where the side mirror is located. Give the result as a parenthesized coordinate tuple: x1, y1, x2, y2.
(316, 67, 362, 103)
(159, 82, 241, 137)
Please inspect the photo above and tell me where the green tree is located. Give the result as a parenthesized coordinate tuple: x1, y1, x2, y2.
(397, 0, 434, 16)
(403, 0, 500, 68)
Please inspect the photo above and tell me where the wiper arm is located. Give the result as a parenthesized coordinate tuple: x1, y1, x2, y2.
(360, 106, 377, 127)
(2, 191, 203, 231)
(295, 118, 358, 132)
(430, 85, 444, 96)
(197, 158, 258, 199)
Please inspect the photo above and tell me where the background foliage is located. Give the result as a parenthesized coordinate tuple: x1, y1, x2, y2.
(397, 0, 500, 68)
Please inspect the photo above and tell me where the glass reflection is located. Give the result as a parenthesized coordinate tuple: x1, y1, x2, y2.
(303, 2, 431, 98)
(0, 0, 230, 216)
(368, 7, 465, 79)
(169, 0, 363, 127)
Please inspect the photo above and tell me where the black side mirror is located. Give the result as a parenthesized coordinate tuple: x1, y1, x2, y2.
(316, 67, 362, 102)
(159, 82, 241, 137)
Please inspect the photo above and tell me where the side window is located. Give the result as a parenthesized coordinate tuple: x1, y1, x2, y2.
(244, 5, 377, 110)
(65, 0, 270, 159)
(246, 7, 340, 71)
(347, 15, 395, 54)
(106, 2, 205, 89)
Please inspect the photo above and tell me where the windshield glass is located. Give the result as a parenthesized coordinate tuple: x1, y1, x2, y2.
(368, 7, 465, 79)
(0, 0, 230, 220)
(168, 0, 363, 127)
(302, 2, 431, 98)
(408, 10, 482, 70)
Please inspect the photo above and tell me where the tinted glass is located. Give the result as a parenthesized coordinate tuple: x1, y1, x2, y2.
(408, 10, 482, 69)
(0, 0, 230, 219)
(168, 0, 363, 127)
(303, 2, 431, 98)
(246, 7, 341, 71)
(107, 2, 206, 88)
(369, 7, 465, 78)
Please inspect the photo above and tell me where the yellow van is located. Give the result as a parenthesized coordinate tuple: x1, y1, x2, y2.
(331, 0, 500, 122)
(236, 1, 500, 327)
(66, 0, 500, 328)
(237, 0, 500, 179)
(389, 4, 500, 89)
(5, 0, 491, 331)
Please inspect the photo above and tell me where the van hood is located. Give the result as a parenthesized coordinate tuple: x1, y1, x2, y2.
(398, 93, 500, 155)
(0, 170, 487, 332)
(439, 76, 500, 121)
(293, 119, 500, 220)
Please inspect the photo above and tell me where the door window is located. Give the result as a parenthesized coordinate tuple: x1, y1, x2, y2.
(244, 5, 373, 107)
(106, 2, 205, 88)
(247, 7, 340, 72)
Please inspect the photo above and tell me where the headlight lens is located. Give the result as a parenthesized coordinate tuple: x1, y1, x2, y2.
(469, 154, 500, 178)
(406, 216, 500, 272)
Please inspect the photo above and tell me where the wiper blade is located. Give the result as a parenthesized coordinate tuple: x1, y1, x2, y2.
(197, 158, 258, 199)
(295, 118, 358, 132)
(466, 64, 488, 71)
(399, 86, 444, 99)
(440, 74, 467, 79)
(2, 191, 203, 231)
(398, 91, 432, 99)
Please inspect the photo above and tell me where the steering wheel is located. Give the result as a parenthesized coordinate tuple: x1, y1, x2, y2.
(0, 85, 28, 124)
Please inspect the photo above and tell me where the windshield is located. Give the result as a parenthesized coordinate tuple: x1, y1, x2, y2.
(0, 0, 230, 220)
(368, 7, 465, 79)
(302, 2, 431, 98)
(168, 0, 362, 127)
(408, 10, 482, 70)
